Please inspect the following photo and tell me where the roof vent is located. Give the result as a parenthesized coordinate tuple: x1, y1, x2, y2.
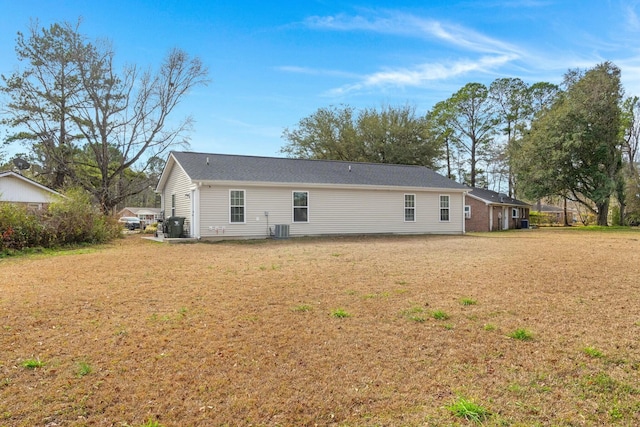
(206, 157, 209, 165)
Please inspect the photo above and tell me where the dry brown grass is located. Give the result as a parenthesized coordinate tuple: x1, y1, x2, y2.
(1, 228, 640, 426)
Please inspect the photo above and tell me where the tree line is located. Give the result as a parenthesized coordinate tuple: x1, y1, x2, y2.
(281, 63, 637, 226)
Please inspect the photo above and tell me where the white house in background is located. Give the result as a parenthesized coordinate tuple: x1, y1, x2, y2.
(155, 151, 468, 240)
(0, 171, 64, 210)
(117, 207, 162, 226)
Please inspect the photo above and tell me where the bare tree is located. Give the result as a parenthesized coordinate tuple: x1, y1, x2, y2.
(1, 20, 209, 213)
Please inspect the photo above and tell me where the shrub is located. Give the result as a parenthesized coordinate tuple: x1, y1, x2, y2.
(0, 187, 121, 254)
(143, 223, 158, 234)
(0, 204, 52, 251)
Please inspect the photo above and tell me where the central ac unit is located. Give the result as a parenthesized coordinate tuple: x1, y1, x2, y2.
(274, 224, 290, 239)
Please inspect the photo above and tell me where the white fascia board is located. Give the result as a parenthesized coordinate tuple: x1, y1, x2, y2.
(192, 179, 467, 193)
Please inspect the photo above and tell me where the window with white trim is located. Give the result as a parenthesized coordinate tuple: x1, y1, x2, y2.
(230, 190, 245, 223)
(512, 207, 519, 218)
(404, 194, 416, 222)
(293, 191, 308, 222)
(171, 194, 176, 217)
(440, 195, 450, 221)
(464, 205, 471, 219)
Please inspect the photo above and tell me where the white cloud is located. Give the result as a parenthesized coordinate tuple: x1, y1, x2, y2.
(623, 1, 640, 31)
(304, 11, 522, 56)
(326, 54, 519, 96)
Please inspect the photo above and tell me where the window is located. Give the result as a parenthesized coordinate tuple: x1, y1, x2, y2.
(439, 195, 450, 221)
(230, 190, 245, 223)
(512, 207, 519, 218)
(171, 194, 176, 217)
(404, 194, 415, 222)
(464, 205, 471, 219)
(293, 191, 308, 222)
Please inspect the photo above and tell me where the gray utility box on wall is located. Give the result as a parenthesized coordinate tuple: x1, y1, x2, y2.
(274, 224, 290, 239)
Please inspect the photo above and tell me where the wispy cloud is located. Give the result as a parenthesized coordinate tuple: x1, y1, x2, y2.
(297, 11, 524, 95)
(275, 66, 359, 79)
(304, 12, 522, 55)
(623, 1, 640, 31)
(326, 54, 519, 96)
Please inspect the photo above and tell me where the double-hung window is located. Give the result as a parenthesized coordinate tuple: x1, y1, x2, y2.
(404, 194, 416, 222)
(439, 195, 450, 221)
(512, 207, 520, 218)
(230, 190, 245, 223)
(464, 205, 471, 219)
(171, 194, 176, 217)
(293, 191, 308, 222)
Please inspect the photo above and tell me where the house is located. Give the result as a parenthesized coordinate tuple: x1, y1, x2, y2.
(465, 187, 530, 232)
(117, 207, 162, 227)
(0, 171, 64, 210)
(530, 203, 578, 225)
(155, 151, 468, 239)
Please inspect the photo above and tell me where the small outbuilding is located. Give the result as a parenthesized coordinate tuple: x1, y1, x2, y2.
(464, 187, 530, 232)
(155, 151, 468, 239)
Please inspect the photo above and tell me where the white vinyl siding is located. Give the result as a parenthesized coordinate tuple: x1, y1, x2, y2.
(197, 185, 464, 238)
(404, 194, 415, 222)
(160, 161, 192, 227)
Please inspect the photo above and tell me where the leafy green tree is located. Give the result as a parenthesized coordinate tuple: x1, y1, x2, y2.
(516, 62, 624, 226)
(1, 20, 208, 213)
(281, 104, 443, 169)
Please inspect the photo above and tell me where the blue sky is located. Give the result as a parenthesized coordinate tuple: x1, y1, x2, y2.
(2, 0, 640, 158)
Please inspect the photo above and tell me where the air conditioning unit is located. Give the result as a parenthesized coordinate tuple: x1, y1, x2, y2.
(274, 224, 290, 239)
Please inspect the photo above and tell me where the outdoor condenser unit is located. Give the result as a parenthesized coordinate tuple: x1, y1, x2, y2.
(274, 224, 290, 239)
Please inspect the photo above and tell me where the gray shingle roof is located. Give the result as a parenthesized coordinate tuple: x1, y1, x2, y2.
(468, 187, 530, 206)
(170, 151, 467, 190)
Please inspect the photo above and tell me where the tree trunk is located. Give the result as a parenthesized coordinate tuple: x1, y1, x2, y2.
(563, 198, 570, 226)
(596, 199, 610, 226)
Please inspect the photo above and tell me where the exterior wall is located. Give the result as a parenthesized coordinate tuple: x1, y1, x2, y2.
(465, 197, 491, 232)
(159, 162, 193, 234)
(0, 175, 59, 204)
(196, 184, 465, 239)
(465, 197, 530, 232)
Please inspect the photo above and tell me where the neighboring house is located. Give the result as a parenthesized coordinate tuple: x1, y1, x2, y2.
(0, 171, 64, 210)
(530, 203, 578, 225)
(117, 207, 162, 226)
(465, 187, 530, 232)
(155, 151, 468, 239)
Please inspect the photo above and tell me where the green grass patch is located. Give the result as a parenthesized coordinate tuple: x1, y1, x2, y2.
(582, 346, 604, 358)
(446, 396, 490, 423)
(483, 323, 496, 331)
(460, 297, 477, 306)
(21, 358, 44, 369)
(331, 308, 351, 318)
(401, 306, 426, 322)
(76, 361, 92, 377)
(431, 310, 450, 320)
(508, 328, 534, 341)
(292, 304, 312, 312)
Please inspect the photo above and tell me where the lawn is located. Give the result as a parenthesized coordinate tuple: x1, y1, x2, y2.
(1, 229, 639, 426)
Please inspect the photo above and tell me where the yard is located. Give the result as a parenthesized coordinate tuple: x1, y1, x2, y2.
(1, 229, 639, 426)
